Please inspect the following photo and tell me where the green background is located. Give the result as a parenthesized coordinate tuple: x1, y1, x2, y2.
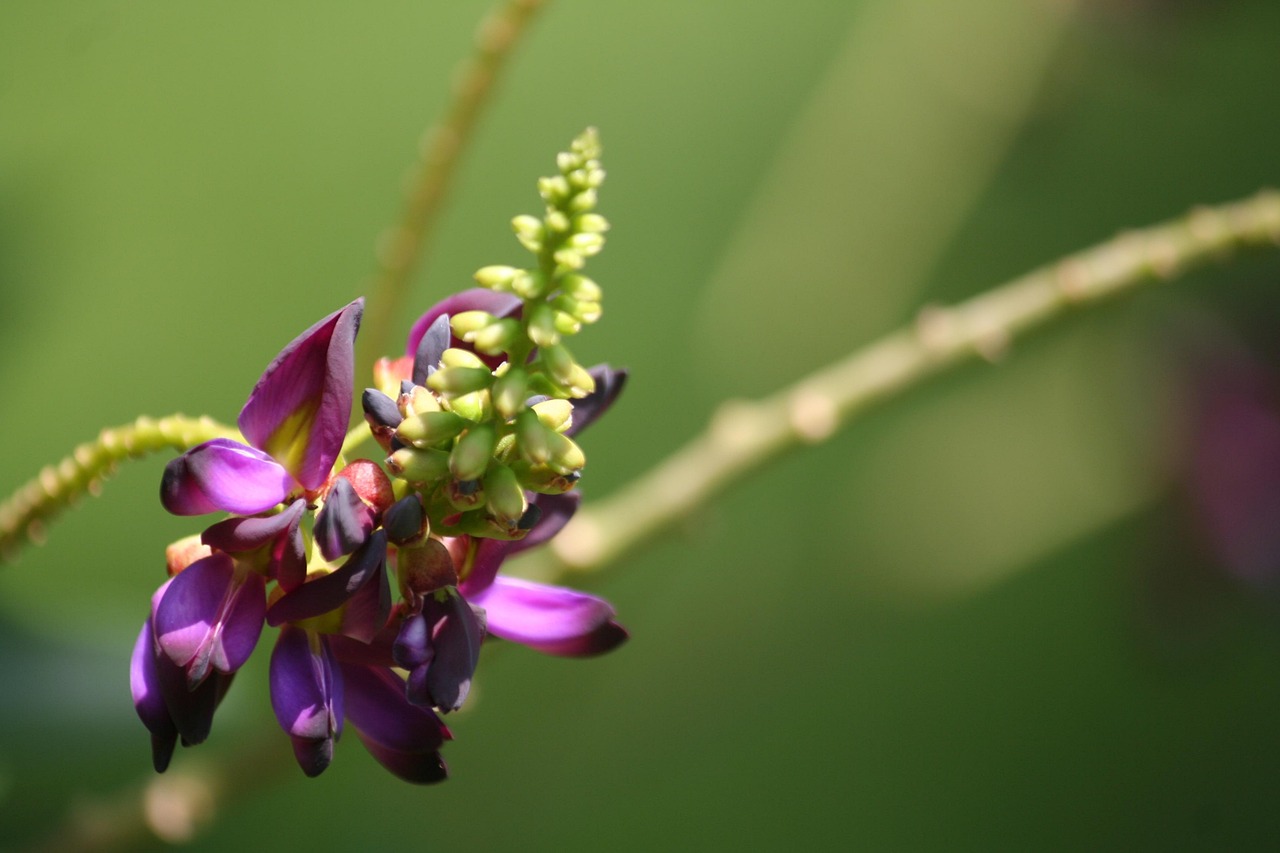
(3, 1, 1280, 849)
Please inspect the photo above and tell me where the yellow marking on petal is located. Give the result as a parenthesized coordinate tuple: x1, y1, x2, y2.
(262, 407, 318, 482)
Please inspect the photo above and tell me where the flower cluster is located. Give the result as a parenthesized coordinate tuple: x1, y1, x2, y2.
(131, 130, 626, 783)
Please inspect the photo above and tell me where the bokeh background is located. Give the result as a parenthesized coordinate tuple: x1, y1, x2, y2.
(4, 0, 1280, 849)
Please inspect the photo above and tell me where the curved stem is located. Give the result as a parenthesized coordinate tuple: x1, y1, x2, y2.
(540, 190, 1280, 578)
(357, 0, 548, 377)
(0, 414, 238, 561)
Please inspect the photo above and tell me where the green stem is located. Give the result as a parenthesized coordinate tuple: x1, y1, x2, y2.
(357, 0, 548, 379)
(535, 190, 1280, 579)
(0, 415, 238, 561)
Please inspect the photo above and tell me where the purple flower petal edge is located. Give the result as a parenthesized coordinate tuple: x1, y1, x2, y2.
(469, 575, 627, 657)
(160, 439, 293, 516)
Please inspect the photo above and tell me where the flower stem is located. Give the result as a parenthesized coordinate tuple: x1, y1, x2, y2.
(0, 414, 238, 561)
(538, 190, 1280, 578)
(357, 0, 548, 379)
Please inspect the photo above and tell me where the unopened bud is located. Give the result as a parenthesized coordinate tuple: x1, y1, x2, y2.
(527, 302, 560, 348)
(544, 210, 571, 233)
(451, 311, 496, 339)
(383, 495, 429, 545)
(397, 537, 456, 602)
(388, 447, 450, 483)
(532, 398, 574, 432)
(575, 212, 608, 233)
(512, 215, 543, 251)
(546, 430, 586, 475)
(538, 175, 571, 204)
(569, 232, 604, 256)
(484, 463, 528, 525)
(471, 318, 521, 356)
(399, 383, 441, 417)
(427, 365, 494, 396)
(516, 409, 552, 465)
(511, 460, 581, 495)
(561, 274, 602, 303)
(396, 410, 468, 449)
(491, 369, 529, 420)
(449, 424, 497, 482)
(568, 189, 598, 214)
(473, 265, 521, 290)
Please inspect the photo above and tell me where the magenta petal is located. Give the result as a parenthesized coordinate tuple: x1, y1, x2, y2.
(339, 663, 450, 754)
(266, 531, 387, 628)
(160, 439, 293, 516)
(238, 299, 363, 491)
(455, 537, 514, 598)
(153, 553, 266, 686)
(470, 576, 624, 656)
(270, 627, 343, 777)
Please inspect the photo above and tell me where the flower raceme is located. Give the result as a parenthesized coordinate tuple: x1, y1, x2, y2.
(135, 294, 626, 782)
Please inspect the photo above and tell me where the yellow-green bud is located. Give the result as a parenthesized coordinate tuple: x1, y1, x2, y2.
(427, 366, 493, 396)
(451, 311, 496, 339)
(511, 459, 580, 495)
(491, 369, 529, 421)
(511, 270, 544, 300)
(471, 318, 521, 356)
(532, 398, 574, 433)
(569, 232, 604, 256)
(545, 210, 571, 233)
(447, 390, 488, 422)
(449, 424, 497, 482)
(527, 302, 560, 348)
(575, 212, 609, 233)
(553, 308, 583, 336)
(399, 384, 441, 417)
(538, 175, 571, 204)
(387, 447, 451, 483)
(484, 463, 527, 525)
(512, 215, 543, 252)
(396, 410, 468, 449)
(546, 430, 586, 475)
(440, 347, 486, 369)
(568, 189, 598, 214)
(515, 409, 551, 465)
(542, 344, 595, 396)
(561, 274, 602, 303)
(473, 265, 521, 290)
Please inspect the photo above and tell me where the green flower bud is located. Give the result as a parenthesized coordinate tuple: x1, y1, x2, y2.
(511, 459, 580, 495)
(512, 214, 543, 252)
(447, 390, 488, 422)
(538, 175, 571, 204)
(445, 477, 485, 511)
(449, 424, 497, 482)
(561, 274, 602, 303)
(427, 365, 493, 396)
(546, 430, 586, 475)
(473, 265, 521, 290)
(553, 247, 585, 270)
(387, 447, 451, 483)
(574, 212, 609, 233)
(542, 345, 596, 396)
(569, 232, 604, 256)
(556, 151, 576, 173)
(544, 210, 571, 234)
(552, 307, 582, 336)
(440, 347, 486, 369)
(515, 409, 551, 465)
(491, 369, 529, 421)
(484, 462, 527, 525)
(510, 269, 545, 300)
(451, 311, 496, 339)
(471, 318, 521, 356)
(527, 302, 560, 348)
(396, 410, 468, 449)
(568, 190, 598, 215)
(399, 383, 441, 417)
(532, 398, 573, 433)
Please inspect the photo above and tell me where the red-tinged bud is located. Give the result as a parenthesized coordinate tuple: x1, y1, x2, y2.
(166, 534, 212, 577)
(333, 459, 395, 516)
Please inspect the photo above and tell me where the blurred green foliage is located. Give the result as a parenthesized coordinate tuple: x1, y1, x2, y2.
(3, 0, 1280, 849)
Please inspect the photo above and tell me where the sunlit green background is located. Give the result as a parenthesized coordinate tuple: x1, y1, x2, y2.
(4, 0, 1280, 849)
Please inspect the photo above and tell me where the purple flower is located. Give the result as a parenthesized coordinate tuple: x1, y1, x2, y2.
(160, 300, 363, 516)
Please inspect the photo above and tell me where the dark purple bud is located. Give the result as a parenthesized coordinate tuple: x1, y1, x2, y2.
(270, 626, 343, 777)
(396, 589, 486, 712)
(383, 495, 428, 545)
(565, 364, 627, 437)
(238, 299, 363, 492)
(152, 553, 266, 689)
(411, 313, 452, 385)
(314, 478, 377, 561)
(266, 531, 388, 631)
(160, 439, 292, 516)
(363, 388, 403, 451)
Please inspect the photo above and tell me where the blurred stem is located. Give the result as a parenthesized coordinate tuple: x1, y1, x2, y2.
(535, 190, 1280, 579)
(357, 0, 547, 379)
(0, 415, 238, 561)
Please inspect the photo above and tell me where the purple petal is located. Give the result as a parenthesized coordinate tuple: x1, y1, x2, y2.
(354, 732, 448, 785)
(337, 555, 392, 643)
(201, 499, 307, 589)
(405, 289, 522, 368)
(392, 611, 433, 670)
(153, 553, 266, 687)
(160, 439, 293, 516)
(155, 648, 235, 747)
(510, 492, 581, 555)
(339, 663, 450, 754)
(470, 576, 626, 657)
(130, 618, 178, 772)
(413, 592, 486, 712)
(456, 538, 515, 598)
(266, 531, 387, 628)
(565, 364, 628, 437)
(270, 627, 343, 777)
(238, 299, 363, 492)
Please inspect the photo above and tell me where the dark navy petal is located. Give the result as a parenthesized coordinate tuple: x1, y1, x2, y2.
(411, 313, 452, 385)
(401, 590, 486, 712)
(266, 531, 387, 628)
(130, 617, 177, 772)
(153, 553, 266, 687)
(314, 478, 377, 561)
(160, 439, 292, 516)
(354, 732, 448, 785)
(238, 299, 363, 492)
(201, 499, 307, 589)
(270, 627, 344, 777)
